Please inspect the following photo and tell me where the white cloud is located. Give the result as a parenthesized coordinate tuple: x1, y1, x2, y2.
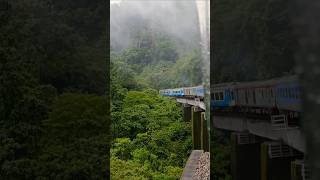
(110, 0, 122, 5)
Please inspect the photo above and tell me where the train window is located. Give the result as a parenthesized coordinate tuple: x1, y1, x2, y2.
(231, 91, 234, 100)
(293, 88, 296, 98)
(292, 88, 295, 98)
(284, 88, 287, 97)
(271, 89, 273, 97)
(219, 92, 224, 100)
(287, 88, 291, 98)
(245, 90, 248, 104)
(214, 93, 219, 100)
(280, 88, 282, 97)
(288, 88, 291, 98)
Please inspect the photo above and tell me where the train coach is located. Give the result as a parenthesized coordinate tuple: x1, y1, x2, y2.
(159, 88, 184, 97)
(211, 75, 301, 119)
(160, 75, 301, 121)
(184, 85, 205, 98)
(159, 85, 204, 98)
(211, 82, 237, 110)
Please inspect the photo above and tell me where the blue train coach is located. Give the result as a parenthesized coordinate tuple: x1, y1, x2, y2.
(211, 82, 237, 110)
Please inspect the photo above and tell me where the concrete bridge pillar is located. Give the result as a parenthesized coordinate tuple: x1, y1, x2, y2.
(291, 160, 308, 180)
(260, 141, 304, 180)
(183, 104, 192, 122)
(231, 132, 261, 180)
(201, 112, 209, 152)
(192, 106, 202, 149)
(191, 106, 208, 151)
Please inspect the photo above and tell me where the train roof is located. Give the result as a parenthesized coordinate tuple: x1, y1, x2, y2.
(160, 85, 204, 91)
(160, 75, 298, 91)
(234, 75, 299, 88)
(210, 75, 298, 89)
(211, 82, 238, 88)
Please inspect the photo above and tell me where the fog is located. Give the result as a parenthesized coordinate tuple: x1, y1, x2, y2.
(110, 0, 201, 53)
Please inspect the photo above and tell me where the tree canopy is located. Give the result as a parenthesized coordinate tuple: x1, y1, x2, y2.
(1, 0, 109, 179)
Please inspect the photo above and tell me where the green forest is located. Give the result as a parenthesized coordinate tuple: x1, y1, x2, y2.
(1, 0, 203, 179)
(1, 0, 298, 179)
(1, 0, 109, 179)
(110, 1, 203, 179)
(110, 40, 202, 179)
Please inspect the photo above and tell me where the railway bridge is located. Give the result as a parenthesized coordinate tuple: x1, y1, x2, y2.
(174, 95, 307, 180)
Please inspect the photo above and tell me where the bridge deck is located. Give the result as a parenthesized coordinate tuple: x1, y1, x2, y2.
(176, 98, 206, 110)
(212, 115, 306, 152)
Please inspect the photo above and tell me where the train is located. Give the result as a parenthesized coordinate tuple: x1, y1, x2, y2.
(159, 85, 205, 98)
(159, 75, 301, 120)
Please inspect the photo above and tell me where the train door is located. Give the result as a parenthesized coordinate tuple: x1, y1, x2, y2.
(230, 88, 235, 106)
(245, 89, 248, 104)
(253, 89, 256, 105)
(235, 89, 239, 106)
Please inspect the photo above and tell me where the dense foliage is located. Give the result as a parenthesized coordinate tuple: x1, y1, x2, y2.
(212, 0, 296, 83)
(110, 34, 197, 177)
(111, 90, 192, 179)
(110, 31, 197, 179)
(0, 0, 109, 179)
(110, 2, 203, 179)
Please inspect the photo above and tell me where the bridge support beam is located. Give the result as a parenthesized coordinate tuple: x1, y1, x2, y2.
(183, 104, 191, 122)
(192, 106, 202, 149)
(260, 141, 303, 180)
(231, 132, 261, 180)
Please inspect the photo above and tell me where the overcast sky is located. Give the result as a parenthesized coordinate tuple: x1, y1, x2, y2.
(110, 0, 122, 5)
(110, 1, 200, 52)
